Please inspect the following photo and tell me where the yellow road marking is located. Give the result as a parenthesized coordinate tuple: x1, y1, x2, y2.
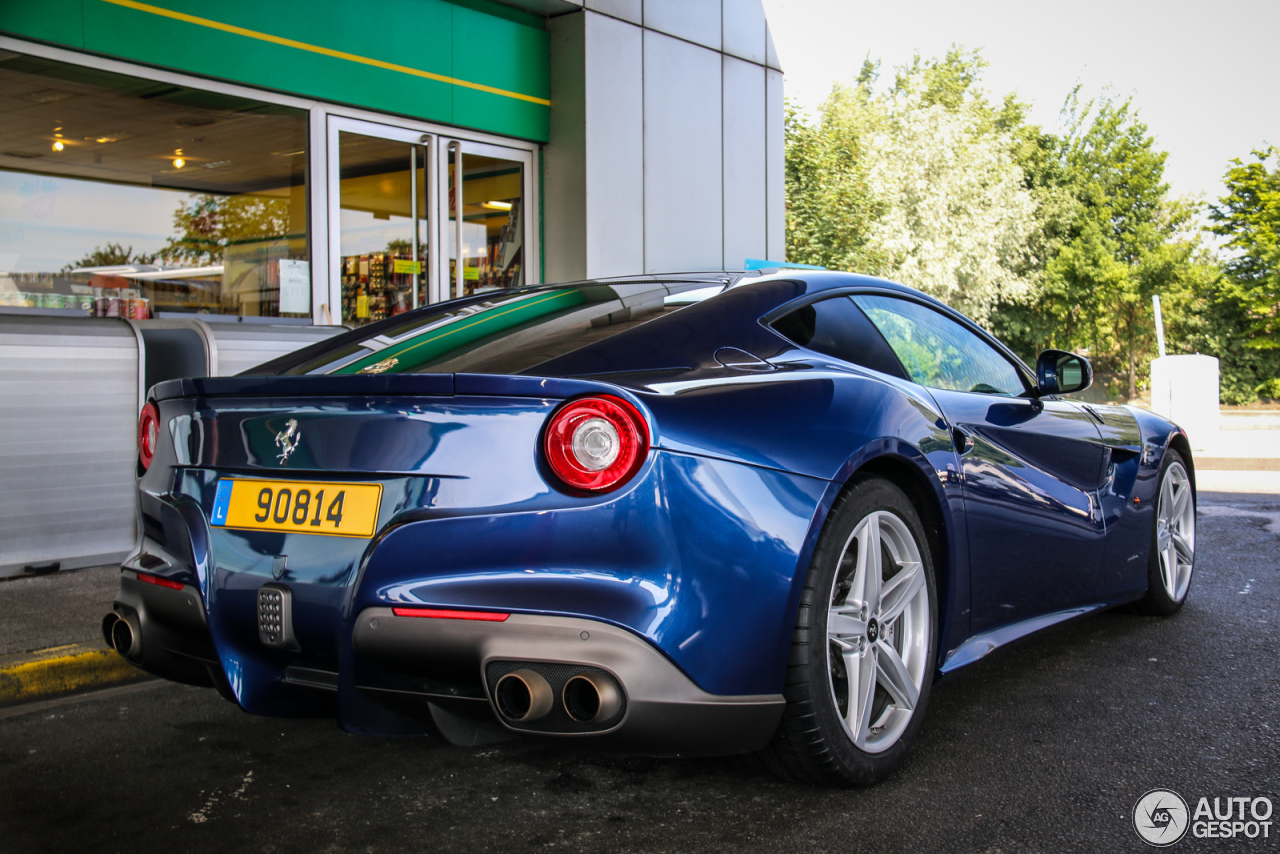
(0, 642, 147, 704)
(100, 0, 552, 106)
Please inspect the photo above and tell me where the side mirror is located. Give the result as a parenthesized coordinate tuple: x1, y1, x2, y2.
(1036, 349, 1092, 396)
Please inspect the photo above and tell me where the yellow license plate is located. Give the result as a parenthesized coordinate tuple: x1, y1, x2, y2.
(210, 479, 383, 538)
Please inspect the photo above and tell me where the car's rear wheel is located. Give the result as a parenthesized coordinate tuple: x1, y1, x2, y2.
(1131, 449, 1196, 616)
(757, 475, 937, 785)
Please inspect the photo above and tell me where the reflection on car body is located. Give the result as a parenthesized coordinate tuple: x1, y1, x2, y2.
(105, 270, 1196, 785)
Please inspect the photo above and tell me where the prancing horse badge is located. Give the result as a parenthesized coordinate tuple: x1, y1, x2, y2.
(275, 418, 301, 465)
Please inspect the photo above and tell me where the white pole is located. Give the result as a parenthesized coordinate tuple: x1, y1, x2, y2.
(1152, 295, 1167, 358)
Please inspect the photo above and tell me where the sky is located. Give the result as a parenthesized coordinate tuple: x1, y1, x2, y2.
(760, 0, 1277, 205)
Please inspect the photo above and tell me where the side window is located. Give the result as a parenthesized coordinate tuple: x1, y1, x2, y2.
(771, 296, 908, 379)
(852, 295, 1026, 396)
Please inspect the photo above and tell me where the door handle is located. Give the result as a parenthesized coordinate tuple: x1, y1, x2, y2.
(952, 427, 974, 455)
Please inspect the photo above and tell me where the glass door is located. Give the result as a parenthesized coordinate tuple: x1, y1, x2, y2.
(328, 118, 430, 327)
(441, 139, 532, 303)
(327, 118, 536, 321)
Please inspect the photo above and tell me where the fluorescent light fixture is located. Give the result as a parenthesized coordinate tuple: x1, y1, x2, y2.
(482, 200, 513, 211)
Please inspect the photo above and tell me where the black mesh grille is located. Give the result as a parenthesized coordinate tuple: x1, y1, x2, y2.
(485, 660, 627, 734)
(257, 585, 292, 648)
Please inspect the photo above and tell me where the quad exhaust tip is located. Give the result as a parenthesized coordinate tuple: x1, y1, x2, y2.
(494, 669, 554, 722)
(562, 672, 622, 723)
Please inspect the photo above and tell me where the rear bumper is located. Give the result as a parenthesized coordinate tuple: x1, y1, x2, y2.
(107, 543, 784, 756)
(105, 558, 225, 692)
(353, 608, 784, 755)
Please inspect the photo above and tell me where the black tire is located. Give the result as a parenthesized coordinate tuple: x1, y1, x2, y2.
(756, 475, 938, 786)
(1130, 449, 1196, 616)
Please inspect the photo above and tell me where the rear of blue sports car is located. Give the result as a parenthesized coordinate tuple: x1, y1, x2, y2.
(106, 278, 831, 754)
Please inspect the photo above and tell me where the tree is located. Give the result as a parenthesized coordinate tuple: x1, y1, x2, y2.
(161, 193, 293, 266)
(60, 242, 156, 272)
(864, 57, 1038, 323)
(1010, 92, 1214, 399)
(785, 49, 1038, 325)
(1209, 147, 1280, 350)
(784, 51, 1224, 401)
(783, 79, 888, 275)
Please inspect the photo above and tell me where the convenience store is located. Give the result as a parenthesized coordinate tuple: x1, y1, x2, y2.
(0, 0, 785, 574)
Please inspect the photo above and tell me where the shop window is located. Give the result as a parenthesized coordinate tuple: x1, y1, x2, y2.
(0, 52, 309, 319)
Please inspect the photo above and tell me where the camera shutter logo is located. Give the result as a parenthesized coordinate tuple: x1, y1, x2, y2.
(1134, 789, 1190, 846)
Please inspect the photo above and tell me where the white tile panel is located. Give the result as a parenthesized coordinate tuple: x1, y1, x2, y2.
(723, 0, 767, 65)
(765, 20, 781, 71)
(643, 31, 723, 273)
(643, 0, 721, 51)
(585, 0, 641, 24)
(545, 12, 588, 281)
(584, 12, 645, 277)
(722, 56, 766, 270)
(765, 67, 785, 261)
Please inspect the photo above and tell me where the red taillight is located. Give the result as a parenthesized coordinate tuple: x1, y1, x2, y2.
(137, 572, 183, 590)
(543, 395, 649, 493)
(392, 607, 510, 621)
(137, 401, 160, 472)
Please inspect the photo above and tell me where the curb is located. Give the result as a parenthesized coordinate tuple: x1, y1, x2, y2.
(0, 641, 151, 706)
(1195, 457, 1280, 472)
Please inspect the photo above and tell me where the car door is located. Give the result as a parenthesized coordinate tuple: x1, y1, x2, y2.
(852, 294, 1108, 634)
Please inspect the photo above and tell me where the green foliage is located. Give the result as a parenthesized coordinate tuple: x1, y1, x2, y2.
(786, 48, 1037, 324)
(990, 90, 1218, 400)
(60, 242, 156, 272)
(783, 48, 1279, 404)
(1177, 278, 1280, 404)
(1209, 147, 1280, 349)
(1258, 378, 1280, 401)
(783, 95, 888, 275)
(1036, 92, 1202, 399)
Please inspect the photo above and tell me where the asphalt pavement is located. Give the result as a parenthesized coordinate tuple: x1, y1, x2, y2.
(1, 487, 1276, 853)
(1, 410, 1276, 852)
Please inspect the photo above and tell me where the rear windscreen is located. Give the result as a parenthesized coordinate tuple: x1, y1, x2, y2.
(260, 281, 722, 377)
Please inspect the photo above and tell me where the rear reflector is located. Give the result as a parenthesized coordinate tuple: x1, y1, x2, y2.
(137, 572, 183, 591)
(392, 607, 510, 622)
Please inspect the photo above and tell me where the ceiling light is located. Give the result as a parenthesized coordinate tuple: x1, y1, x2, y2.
(51, 140, 64, 152)
(482, 200, 513, 211)
(173, 157, 185, 169)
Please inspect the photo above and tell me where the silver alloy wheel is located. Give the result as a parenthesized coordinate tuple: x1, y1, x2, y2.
(826, 510, 930, 754)
(1155, 460, 1195, 602)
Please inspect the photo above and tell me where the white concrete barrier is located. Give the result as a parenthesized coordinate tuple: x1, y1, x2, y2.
(1150, 354, 1220, 449)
